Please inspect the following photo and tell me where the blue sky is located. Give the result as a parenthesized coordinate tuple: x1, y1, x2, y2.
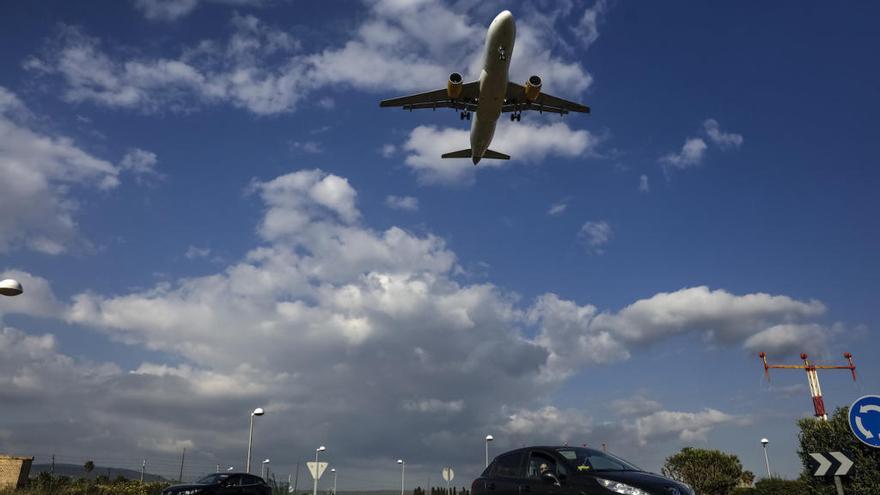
(1, 0, 878, 487)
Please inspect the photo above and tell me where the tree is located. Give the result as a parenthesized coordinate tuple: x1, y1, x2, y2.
(662, 447, 743, 495)
(740, 470, 755, 487)
(84, 460, 95, 475)
(797, 406, 880, 495)
(753, 478, 810, 495)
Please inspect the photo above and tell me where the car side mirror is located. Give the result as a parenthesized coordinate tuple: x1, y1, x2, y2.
(541, 472, 560, 485)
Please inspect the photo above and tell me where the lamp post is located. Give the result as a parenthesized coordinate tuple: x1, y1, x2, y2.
(0, 279, 22, 296)
(396, 460, 405, 495)
(485, 435, 494, 467)
(246, 407, 265, 473)
(760, 438, 771, 477)
(331, 468, 337, 495)
(262, 459, 271, 480)
(313, 446, 326, 495)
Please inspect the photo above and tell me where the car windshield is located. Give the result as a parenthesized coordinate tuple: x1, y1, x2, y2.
(196, 474, 229, 484)
(556, 447, 641, 472)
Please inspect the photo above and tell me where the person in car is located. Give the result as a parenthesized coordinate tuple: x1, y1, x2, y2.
(538, 463, 560, 486)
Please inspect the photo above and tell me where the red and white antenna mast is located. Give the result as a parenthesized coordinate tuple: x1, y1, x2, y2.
(759, 352, 856, 420)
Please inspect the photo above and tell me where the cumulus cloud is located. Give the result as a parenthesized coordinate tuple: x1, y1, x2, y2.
(30, 3, 592, 115)
(660, 119, 743, 170)
(385, 195, 419, 211)
(633, 408, 741, 445)
(703, 119, 743, 149)
(576, 0, 608, 50)
(0, 170, 839, 481)
(0, 86, 130, 254)
(743, 323, 831, 356)
(132, 0, 264, 22)
(578, 220, 612, 254)
(402, 122, 599, 185)
(660, 137, 707, 169)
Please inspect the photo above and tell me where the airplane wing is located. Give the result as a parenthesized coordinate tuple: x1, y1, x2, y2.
(503, 82, 590, 115)
(379, 82, 480, 112)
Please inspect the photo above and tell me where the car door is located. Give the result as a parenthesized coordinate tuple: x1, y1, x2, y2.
(241, 474, 268, 495)
(486, 451, 526, 495)
(219, 474, 244, 495)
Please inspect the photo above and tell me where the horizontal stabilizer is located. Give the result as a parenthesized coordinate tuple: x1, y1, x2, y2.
(441, 149, 473, 159)
(482, 149, 510, 160)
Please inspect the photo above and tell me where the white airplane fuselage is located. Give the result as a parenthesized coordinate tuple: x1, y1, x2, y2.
(470, 10, 515, 164)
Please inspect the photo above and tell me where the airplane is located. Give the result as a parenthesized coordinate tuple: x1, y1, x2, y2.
(379, 10, 590, 165)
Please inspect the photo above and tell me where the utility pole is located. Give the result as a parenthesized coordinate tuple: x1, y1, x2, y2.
(141, 459, 146, 482)
(293, 462, 300, 495)
(760, 352, 856, 420)
(178, 448, 186, 482)
(50, 455, 55, 475)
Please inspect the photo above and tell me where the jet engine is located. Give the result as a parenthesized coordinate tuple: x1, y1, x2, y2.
(524, 75, 542, 101)
(447, 72, 463, 99)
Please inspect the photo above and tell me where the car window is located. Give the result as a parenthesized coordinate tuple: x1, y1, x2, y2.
(243, 475, 263, 485)
(222, 475, 243, 486)
(493, 452, 524, 478)
(527, 452, 558, 479)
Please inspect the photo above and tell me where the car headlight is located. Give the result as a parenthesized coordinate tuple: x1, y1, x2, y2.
(595, 478, 650, 495)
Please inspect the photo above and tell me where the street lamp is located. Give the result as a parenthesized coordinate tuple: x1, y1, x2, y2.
(331, 468, 337, 495)
(485, 435, 494, 467)
(0, 279, 22, 296)
(262, 459, 271, 480)
(246, 407, 265, 473)
(760, 438, 771, 477)
(313, 446, 326, 495)
(396, 460, 405, 495)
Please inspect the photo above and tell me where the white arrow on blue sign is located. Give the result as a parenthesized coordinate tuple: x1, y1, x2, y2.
(849, 395, 880, 448)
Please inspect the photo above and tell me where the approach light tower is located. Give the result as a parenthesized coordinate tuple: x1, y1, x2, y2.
(759, 352, 856, 420)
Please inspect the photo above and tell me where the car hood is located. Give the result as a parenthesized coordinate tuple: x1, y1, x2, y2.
(583, 471, 690, 494)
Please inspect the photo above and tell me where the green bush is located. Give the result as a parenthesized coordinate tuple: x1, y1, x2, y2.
(798, 407, 880, 495)
(753, 478, 810, 495)
(1, 473, 170, 495)
(662, 447, 743, 495)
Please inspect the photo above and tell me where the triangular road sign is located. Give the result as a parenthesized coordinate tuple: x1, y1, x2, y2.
(307, 461, 329, 480)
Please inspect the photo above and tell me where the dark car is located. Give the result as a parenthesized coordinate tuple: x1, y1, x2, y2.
(473, 446, 693, 495)
(162, 473, 271, 495)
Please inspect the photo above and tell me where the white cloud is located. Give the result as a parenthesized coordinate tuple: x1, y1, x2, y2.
(402, 122, 600, 185)
(0, 86, 122, 254)
(290, 140, 323, 154)
(0, 170, 840, 480)
(660, 137, 707, 169)
(381, 143, 397, 158)
(633, 408, 740, 445)
(703, 119, 743, 149)
(578, 220, 612, 254)
(385, 195, 419, 211)
(639, 174, 649, 192)
(743, 323, 830, 356)
(29, 4, 592, 115)
(120, 148, 162, 181)
(547, 199, 569, 216)
(576, 0, 608, 50)
(133, 0, 263, 21)
(184, 245, 211, 259)
(612, 395, 663, 417)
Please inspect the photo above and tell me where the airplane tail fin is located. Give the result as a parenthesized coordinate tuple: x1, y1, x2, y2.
(441, 148, 510, 165)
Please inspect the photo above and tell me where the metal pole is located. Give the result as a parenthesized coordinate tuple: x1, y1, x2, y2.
(313, 450, 320, 495)
(141, 460, 146, 482)
(762, 444, 771, 477)
(333, 470, 337, 495)
(247, 414, 255, 473)
(401, 462, 405, 495)
(485, 441, 489, 467)
(834, 476, 845, 495)
(294, 463, 300, 495)
(179, 448, 186, 482)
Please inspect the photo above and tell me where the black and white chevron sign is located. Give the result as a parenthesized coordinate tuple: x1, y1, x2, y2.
(809, 452, 853, 476)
